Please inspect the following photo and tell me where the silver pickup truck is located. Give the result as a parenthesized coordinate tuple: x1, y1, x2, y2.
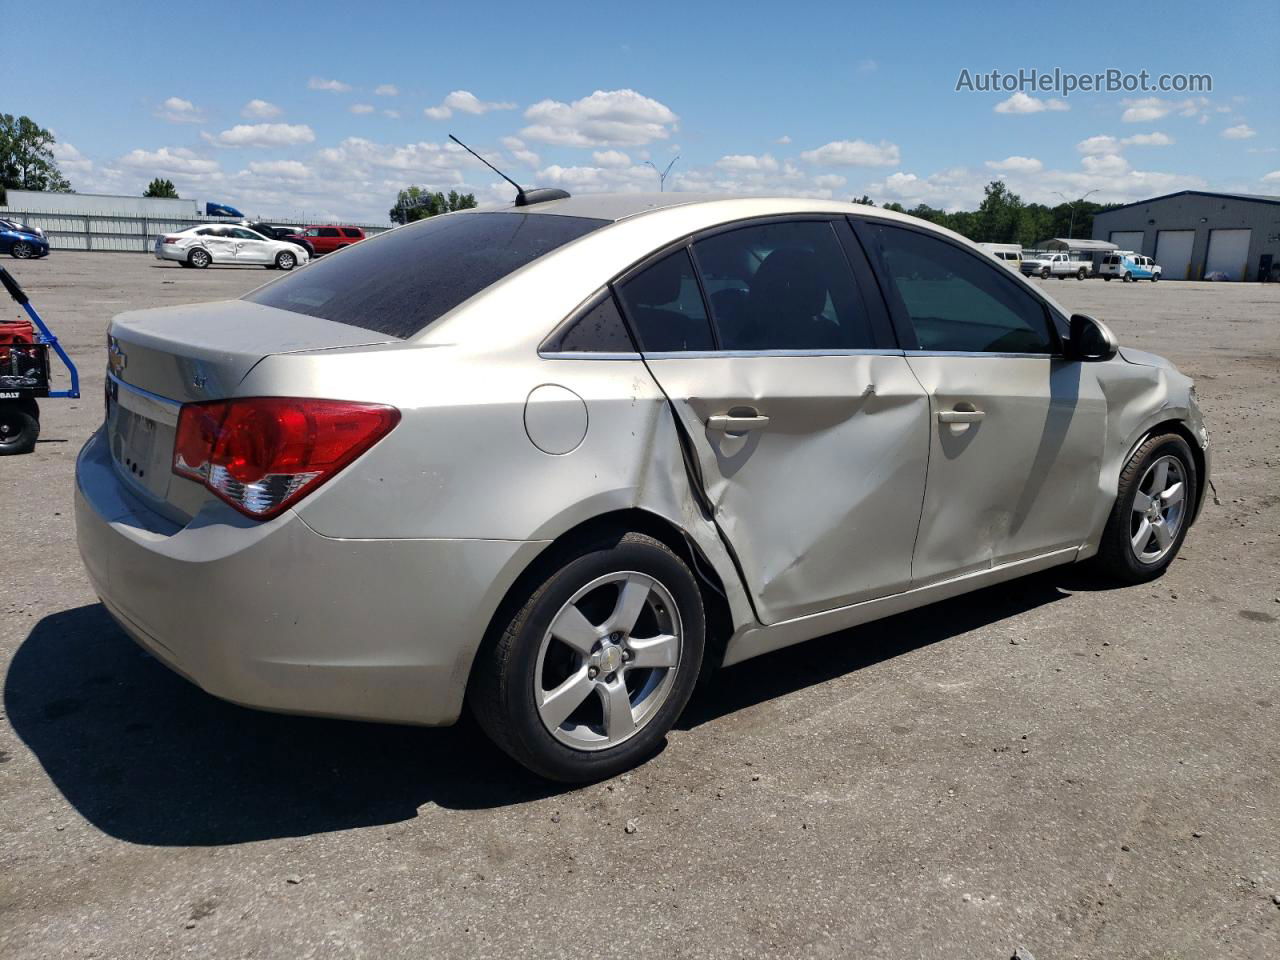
(1020, 252, 1093, 280)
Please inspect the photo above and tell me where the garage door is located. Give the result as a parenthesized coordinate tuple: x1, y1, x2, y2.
(1204, 229, 1252, 281)
(1109, 230, 1145, 254)
(1155, 230, 1195, 281)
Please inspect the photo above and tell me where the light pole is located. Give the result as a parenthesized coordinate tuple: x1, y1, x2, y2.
(1053, 189, 1100, 239)
(644, 156, 679, 192)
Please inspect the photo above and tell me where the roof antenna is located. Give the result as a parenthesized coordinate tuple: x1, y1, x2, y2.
(448, 133, 569, 207)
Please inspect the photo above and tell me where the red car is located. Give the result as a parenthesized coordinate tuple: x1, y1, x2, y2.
(302, 225, 366, 255)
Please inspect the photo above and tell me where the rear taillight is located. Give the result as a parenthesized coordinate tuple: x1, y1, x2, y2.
(162, 236, 182, 245)
(172, 397, 400, 520)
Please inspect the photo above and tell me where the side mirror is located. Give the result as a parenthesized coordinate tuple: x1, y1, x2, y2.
(1067, 313, 1118, 362)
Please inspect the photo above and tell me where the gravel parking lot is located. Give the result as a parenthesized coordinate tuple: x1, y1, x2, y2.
(1, 253, 1277, 959)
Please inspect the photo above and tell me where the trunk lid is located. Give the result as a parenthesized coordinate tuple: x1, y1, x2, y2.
(105, 300, 395, 522)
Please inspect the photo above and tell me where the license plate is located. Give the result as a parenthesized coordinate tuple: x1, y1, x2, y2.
(108, 390, 159, 474)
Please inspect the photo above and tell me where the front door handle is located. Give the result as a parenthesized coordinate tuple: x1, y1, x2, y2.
(706, 413, 770, 433)
(937, 409, 985, 424)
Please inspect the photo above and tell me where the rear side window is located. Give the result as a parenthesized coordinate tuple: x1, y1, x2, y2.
(615, 249, 715, 352)
(692, 220, 874, 351)
(341, 228, 363, 238)
(542, 290, 636, 354)
(246, 212, 608, 339)
(866, 223, 1055, 354)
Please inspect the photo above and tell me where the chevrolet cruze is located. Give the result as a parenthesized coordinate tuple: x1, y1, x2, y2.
(77, 194, 1209, 781)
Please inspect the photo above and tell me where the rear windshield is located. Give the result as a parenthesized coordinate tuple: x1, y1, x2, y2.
(246, 212, 608, 339)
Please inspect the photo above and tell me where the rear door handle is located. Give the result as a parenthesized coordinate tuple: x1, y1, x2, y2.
(706, 413, 770, 433)
(937, 409, 985, 423)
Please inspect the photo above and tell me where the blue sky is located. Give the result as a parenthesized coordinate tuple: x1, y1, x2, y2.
(13, 1, 1277, 222)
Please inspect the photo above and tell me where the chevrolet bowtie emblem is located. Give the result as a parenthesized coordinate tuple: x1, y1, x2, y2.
(107, 336, 127, 377)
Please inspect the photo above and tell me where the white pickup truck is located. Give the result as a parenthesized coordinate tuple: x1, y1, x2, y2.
(1019, 252, 1092, 280)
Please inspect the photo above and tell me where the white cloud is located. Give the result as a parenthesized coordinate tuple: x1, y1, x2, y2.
(716, 153, 779, 172)
(800, 139, 900, 166)
(349, 103, 375, 115)
(1122, 96, 1212, 123)
(1121, 132, 1174, 146)
(1222, 123, 1256, 140)
(857, 59, 878, 73)
(1081, 153, 1128, 176)
(308, 77, 351, 93)
(156, 96, 203, 124)
(813, 174, 847, 189)
(994, 92, 1070, 114)
(521, 89, 679, 147)
(383, 109, 400, 119)
(986, 155, 1043, 174)
(422, 90, 517, 120)
(535, 163, 654, 192)
(204, 123, 316, 148)
(374, 84, 399, 97)
(118, 146, 219, 176)
(1261, 170, 1280, 183)
(592, 149, 632, 168)
(1076, 135, 1120, 156)
(51, 141, 94, 177)
(246, 160, 312, 180)
(775, 134, 792, 145)
(241, 99, 282, 120)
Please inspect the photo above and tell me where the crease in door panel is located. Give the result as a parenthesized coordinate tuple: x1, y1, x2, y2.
(902, 355, 934, 587)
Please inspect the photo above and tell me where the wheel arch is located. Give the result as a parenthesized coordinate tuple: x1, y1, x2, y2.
(1125, 418, 1208, 522)
(464, 507, 735, 704)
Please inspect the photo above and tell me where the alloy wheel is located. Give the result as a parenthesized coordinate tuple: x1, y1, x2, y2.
(1130, 455, 1186, 564)
(12, 241, 32, 259)
(534, 571, 683, 751)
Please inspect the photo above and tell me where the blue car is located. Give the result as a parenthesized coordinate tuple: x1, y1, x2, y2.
(0, 219, 50, 259)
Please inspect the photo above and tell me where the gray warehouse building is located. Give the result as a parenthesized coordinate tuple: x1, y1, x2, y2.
(1091, 190, 1280, 282)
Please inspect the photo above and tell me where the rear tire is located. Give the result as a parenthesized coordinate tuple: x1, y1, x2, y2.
(1093, 433, 1197, 583)
(0, 399, 39, 455)
(1077, 267, 1087, 280)
(188, 248, 211, 269)
(470, 531, 705, 782)
(1103, 276, 1112, 281)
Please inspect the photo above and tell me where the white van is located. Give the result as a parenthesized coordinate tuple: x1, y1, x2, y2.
(979, 242, 1023, 271)
(1099, 252, 1162, 282)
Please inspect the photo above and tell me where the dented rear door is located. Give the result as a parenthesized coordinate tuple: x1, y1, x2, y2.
(641, 354, 930, 623)
(617, 219, 930, 625)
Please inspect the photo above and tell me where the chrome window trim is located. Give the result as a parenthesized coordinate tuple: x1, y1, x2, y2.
(904, 350, 1057, 360)
(539, 351, 643, 361)
(641, 348, 906, 361)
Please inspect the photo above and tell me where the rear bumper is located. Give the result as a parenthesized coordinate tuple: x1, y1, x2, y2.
(74, 427, 546, 725)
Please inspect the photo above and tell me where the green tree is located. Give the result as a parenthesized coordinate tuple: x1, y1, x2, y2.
(881, 201, 906, 213)
(389, 186, 478, 224)
(143, 177, 179, 199)
(974, 180, 1023, 244)
(850, 194, 873, 206)
(0, 113, 73, 202)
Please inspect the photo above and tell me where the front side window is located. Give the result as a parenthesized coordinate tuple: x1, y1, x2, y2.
(231, 227, 264, 240)
(319, 228, 341, 238)
(865, 223, 1055, 354)
(246, 212, 607, 339)
(692, 220, 874, 351)
(615, 249, 715, 352)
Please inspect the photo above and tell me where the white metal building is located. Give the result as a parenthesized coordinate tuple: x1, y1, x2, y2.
(1091, 190, 1280, 281)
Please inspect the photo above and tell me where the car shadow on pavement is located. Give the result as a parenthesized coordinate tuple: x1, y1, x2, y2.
(679, 569, 1074, 729)
(9, 573, 1077, 847)
(5, 603, 562, 847)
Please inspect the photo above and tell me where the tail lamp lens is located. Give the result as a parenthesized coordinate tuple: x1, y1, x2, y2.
(172, 397, 400, 519)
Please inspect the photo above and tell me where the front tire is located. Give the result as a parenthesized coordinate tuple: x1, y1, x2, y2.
(1093, 433, 1197, 583)
(1151, 273, 1159, 282)
(1041, 266, 1051, 279)
(10, 241, 33, 259)
(470, 531, 705, 782)
(188, 248, 211, 269)
(0, 400, 39, 455)
(275, 250, 297, 271)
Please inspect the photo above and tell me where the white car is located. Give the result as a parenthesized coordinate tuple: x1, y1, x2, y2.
(154, 225, 309, 271)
